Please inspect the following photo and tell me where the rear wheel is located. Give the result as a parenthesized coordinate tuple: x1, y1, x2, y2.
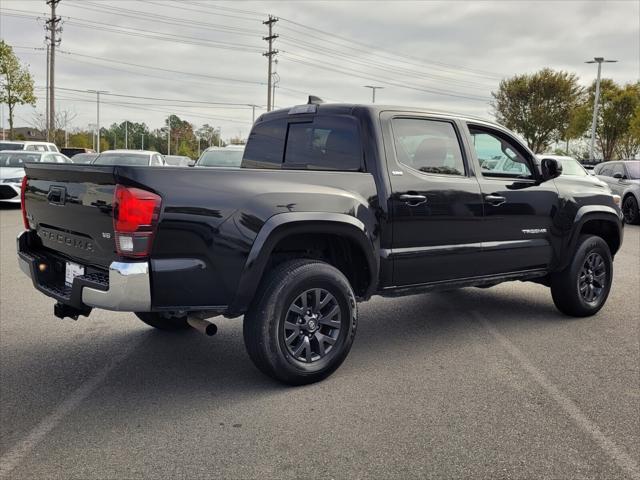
(622, 195, 639, 224)
(135, 312, 190, 331)
(550, 235, 613, 317)
(243, 259, 357, 385)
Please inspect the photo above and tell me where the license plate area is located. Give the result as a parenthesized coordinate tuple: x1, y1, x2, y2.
(65, 261, 85, 287)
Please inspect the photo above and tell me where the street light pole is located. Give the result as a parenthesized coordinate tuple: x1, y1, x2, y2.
(585, 57, 617, 161)
(364, 85, 384, 103)
(87, 90, 108, 153)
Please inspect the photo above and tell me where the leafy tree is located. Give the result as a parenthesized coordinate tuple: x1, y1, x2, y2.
(196, 123, 221, 149)
(0, 41, 36, 139)
(492, 68, 583, 153)
(617, 105, 640, 159)
(588, 80, 640, 160)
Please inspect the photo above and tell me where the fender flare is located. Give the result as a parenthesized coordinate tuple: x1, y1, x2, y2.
(560, 206, 623, 270)
(228, 212, 379, 315)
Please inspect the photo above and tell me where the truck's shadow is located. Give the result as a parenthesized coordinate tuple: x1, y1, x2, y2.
(6, 285, 574, 412)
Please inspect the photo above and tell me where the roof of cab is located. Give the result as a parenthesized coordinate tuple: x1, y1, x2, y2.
(256, 102, 498, 127)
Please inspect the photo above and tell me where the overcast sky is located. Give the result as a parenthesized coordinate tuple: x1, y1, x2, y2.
(1, 0, 638, 140)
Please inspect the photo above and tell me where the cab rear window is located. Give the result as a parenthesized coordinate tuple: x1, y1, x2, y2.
(242, 115, 362, 171)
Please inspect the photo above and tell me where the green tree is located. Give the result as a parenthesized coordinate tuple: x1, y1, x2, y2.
(587, 81, 640, 160)
(0, 41, 36, 139)
(492, 68, 583, 153)
(617, 105, 640, 159)
(196, 123, 221, 149)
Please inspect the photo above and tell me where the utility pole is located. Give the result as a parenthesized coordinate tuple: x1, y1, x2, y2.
(585, 57, 617, 161)
(167, 115, 171, 155)
(197, 136, 201, 157)
(364, 85, 383, 103)
(141, 133, 145, 150)
(45, 43, 50, 141)
(263, 15, 278, 112)
(87, 90, 107, 153)
(45, 0, 61, 138)
(63, 111, 68, 147)
(124, 120, 128, 149)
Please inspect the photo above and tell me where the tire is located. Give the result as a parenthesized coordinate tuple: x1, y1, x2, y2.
(622, 195, 639, 225)
(135, 312, 190, 331)
(243, 259, 358, 385)
(550, 234, 613, 317)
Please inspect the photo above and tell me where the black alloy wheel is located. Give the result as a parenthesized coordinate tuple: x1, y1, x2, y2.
(283, 288, 342, 363)
(577, 252, 607, 304)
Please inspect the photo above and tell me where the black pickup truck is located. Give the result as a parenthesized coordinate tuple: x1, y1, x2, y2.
(18, 101, 623, 384)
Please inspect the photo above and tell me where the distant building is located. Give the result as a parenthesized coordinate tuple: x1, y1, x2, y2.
(0, 127, 46, 141)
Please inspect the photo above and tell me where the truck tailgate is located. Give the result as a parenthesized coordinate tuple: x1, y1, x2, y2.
(24, 163, 118, 268)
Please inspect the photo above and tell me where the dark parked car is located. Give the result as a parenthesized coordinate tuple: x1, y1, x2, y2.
(60, 147, 95, 158)
(594, 160, 640, 224)
(17, 101, 624, 385)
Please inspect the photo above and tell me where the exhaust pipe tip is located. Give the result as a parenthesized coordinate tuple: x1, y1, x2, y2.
(187, 316, 217, 336)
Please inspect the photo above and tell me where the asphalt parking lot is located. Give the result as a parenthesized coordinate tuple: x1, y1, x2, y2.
(0, 204, 638, 480)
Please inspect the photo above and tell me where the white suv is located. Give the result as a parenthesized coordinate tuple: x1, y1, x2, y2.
(0, 140, 59, 152)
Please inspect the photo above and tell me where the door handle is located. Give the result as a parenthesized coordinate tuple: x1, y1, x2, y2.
(399, 194, 427, 206)
(485, 194, 506, 206)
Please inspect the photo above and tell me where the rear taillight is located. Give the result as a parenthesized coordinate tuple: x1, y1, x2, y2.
(20, 176, 29, 230)
(113, 184, 161, 258)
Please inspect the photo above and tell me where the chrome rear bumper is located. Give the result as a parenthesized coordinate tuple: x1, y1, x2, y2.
(17, 231, 151, 312)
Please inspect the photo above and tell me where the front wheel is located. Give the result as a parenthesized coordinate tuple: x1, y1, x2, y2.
(550, 235, 613, 317)
(243, 259, 357, 385)
(622, 195, 639, 224)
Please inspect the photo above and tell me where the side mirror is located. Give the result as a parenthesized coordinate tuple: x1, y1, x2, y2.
(540, 158, 563, 181)
(612, 172, 624, 179)
(188, 160, 196, 167)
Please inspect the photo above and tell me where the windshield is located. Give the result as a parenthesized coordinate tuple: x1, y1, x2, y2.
(164, 155, 191, 166)
(197, 150, 243, 167)
(72, 153, 98, 164)
(93, 153, 150, 166)
(626, 161, 640, 179)
(0, 152, 42, 166)
(0, 143, 25, 151)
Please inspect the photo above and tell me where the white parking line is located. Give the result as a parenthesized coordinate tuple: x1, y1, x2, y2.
(0, 337, 144, 479)
(473, 311, 640, 480)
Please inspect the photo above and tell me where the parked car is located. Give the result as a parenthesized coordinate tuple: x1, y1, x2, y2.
(70, 153, 98, 164)
(0, 150, 71, 203)
(594, 160, 640, 224)
(196, 145, 244, 168)
(0, 140, 59, 152)
(60, 147, 95, 158)
(164, 155, 192, 167)
(18, 101, 623, 385)
(535, 155, 609, 186)
(92, 150, 166, 166)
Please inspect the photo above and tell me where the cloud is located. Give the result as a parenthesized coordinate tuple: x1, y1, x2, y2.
(1, 0, 638, 139)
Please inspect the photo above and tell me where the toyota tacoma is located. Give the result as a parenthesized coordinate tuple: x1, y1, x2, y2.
(17, 100, 624, 384)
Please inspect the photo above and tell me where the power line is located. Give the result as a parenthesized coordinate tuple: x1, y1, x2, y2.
(281, 52, 491, 102)
(278, 17, 503, 80)
(65, 0, 262, 37)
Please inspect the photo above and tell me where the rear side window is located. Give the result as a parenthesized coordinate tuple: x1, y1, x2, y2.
(242, 118, 287, 169)
(392, 118, 466, 176)
(284, 116, 362, 171)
